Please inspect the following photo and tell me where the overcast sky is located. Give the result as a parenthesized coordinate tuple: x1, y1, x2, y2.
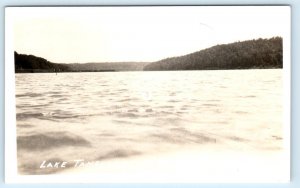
(9, 6, 290, 63)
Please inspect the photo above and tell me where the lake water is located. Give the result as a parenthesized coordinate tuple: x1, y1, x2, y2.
(15, 69, 284, 177)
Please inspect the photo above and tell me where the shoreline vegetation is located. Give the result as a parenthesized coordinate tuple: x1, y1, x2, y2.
(14, 37, 282, 73)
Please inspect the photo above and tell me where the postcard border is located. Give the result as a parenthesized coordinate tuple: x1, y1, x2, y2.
(1, 1, 298, 188)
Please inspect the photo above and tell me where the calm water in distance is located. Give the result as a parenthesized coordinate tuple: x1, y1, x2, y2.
(15, 69, 283, 174)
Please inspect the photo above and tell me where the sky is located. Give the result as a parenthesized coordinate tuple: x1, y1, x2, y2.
(8, 6, 290, 63)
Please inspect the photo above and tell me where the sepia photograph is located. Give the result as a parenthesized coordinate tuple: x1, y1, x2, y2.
(5, 6, 290, 183)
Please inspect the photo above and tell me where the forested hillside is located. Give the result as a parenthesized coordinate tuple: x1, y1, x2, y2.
(143, 37, 282, 71)
(14, 52, 70, 73)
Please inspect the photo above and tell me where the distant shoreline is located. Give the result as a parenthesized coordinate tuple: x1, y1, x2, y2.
(14, 37, 283, 73)
(15, 69, 117, 73)
(15, 67, 282, 74)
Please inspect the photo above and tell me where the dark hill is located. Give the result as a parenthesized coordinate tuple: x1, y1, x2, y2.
(143, 37, 283, 71)
(14, 52, 70, 73)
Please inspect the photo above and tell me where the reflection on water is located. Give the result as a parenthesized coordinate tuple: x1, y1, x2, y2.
(15, 70, 283, 174)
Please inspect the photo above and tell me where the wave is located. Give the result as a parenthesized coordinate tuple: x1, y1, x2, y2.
(17, 131, 91, 151)
(16, 112, 44, 120)
(97, 149, 140, 161)
(149, 131, 216, 144)
(117, 112, 140, 118)
(17, 123, 35, 128)
(16, 92, 43, 98)
(16, 110, 91, 121)
(49, 94, 68, 98)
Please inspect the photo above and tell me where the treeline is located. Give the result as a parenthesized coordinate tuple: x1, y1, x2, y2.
(14, 52, 70, 73)
(68, 62, 149, 72)
(14, 37, 283, 73)
(14, 52, 148, 73)
(143, 37, 283, 71)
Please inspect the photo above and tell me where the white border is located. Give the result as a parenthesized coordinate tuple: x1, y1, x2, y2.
(282, 6, 291, 182)
(5, 7, 17, 183)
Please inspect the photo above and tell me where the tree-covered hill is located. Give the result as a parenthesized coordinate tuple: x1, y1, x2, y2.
(143, 37, 283, 71)
(14, 52, 70, 73)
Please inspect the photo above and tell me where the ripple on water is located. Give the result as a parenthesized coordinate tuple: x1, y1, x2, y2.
(16, 112, 44, 120)
(150, 131, 216, 144)
(17, 124, 35, 128)
(49, 94, 68, 98)
(117, 112, 140, 118)
(17, 132, 91, 151)
(239, 95, 257, 98)
(97, 149, 140, 161)
(159, 105, 174, 109)
(128, 109, 139, 113)
(16, 92, 43, 98)
(201, 103, 219, 107)
(145, 108, 153, 112)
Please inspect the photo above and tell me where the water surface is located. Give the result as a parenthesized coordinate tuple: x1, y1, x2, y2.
(15, 69, 283, 174)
